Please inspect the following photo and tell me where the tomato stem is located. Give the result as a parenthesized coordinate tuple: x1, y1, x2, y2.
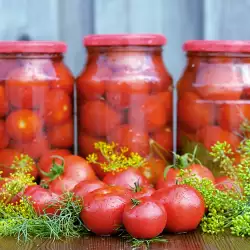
(131, 198, 141, 207)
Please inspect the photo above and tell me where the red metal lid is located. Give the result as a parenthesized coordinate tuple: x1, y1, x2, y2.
(0, 41, 67, 53)
(183, 40, 250, 53)
(84, 34, 167, 46)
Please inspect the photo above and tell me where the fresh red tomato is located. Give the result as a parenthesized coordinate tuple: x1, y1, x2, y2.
(123, 197, 167, 239)
(50, 62, 74, 95)
(44, 89, 72, 127)
(196, 125, 241, 151)
(38, 149, 71, 179)
(195, 64, 243, 100)
(6, 65, 49, 109)
(77, 60, 111, 101)
(215, 176, 241, 193)
(129, 92, 170, 132)
(0, 86, 9, 117)
(23, 185, 60, 215)
(6, 110, 42, 142)
(47, 119, 73, 148)
(10, 135, 49, 160)
(151, 127, 173, 154)
(152, 185, 205, 233)
(103, 168, 149, 189)
(89, 152, 108, 180)
(156, 164, 215, 189)
(0, 149, 38, 178)
(48, 155, 97, 194)
(131, 184, 155, 199)
(80, 186, 131, 235)
(73, 180, 108, 198)
(178, 92, 215, 131)
(80, 100, 122, 136)
(217, 103, 250, 132)
(108, 124, 150, 157)
(0, 120, 9, 149)
(139, 157, 166, 186)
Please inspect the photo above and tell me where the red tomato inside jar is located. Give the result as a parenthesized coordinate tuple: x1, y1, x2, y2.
(0, 41, 74, 172)
(177, 40, 250, 175)
(77, 34, 173, 179)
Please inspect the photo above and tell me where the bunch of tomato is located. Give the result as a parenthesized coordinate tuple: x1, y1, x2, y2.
(177, 58, 250, 165)
(0, 146, 234, 241)
(0, 57, 74, 178)
(77, 49, 173, 179)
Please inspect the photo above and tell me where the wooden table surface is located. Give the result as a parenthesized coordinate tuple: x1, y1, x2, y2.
(0, 231, 249, 250)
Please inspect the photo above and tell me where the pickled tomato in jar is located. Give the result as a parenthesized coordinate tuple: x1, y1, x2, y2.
(77, 34, 173, 183)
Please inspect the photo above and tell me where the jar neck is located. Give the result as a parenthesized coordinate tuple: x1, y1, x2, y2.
(186, 51, 250, 59)
(0, 53, 64, 60)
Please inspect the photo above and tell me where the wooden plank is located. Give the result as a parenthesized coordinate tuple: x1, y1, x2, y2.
(204, 0, 250, 40)
(94, 0, 129, 33)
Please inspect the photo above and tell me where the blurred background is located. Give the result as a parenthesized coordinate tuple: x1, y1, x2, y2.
(2, 0, 250, 81)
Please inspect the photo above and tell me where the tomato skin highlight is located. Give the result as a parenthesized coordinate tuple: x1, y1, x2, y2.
(152, 185, 205, 233)
(122, 197, 167, 239)
(80, 186, 131, 235)
(103, 168, 149, 189)
(23, 185, 60, 215)
(6, 109, 42, 142)
(72, 180, 108, 198)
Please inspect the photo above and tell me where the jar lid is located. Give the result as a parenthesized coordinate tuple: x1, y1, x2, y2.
(84, 34, 167, 46)
(0, 41, 67, 53)
(183, 40, 250, 53)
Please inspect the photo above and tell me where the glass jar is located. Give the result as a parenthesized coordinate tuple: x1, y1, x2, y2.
(0, 41, 74, 177)
(77, 34, 173, 182)
(177, 40, 250, 175)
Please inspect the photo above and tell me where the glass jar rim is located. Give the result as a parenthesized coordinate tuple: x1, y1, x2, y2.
(0, 41, 67, 53)
(83, 34, 167, 46)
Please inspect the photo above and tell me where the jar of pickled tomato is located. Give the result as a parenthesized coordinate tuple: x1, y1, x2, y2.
(177, 40, 250, 175)
(0, 41, 74, 178)
(77, 34, 173, 181)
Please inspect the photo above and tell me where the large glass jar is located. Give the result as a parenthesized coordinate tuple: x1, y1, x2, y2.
(77, 34, 173, 182)
(177, 40, 250, 175)
(0, 41, 74, 178)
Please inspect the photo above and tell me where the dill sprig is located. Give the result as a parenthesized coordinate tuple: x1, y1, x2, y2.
(86, 142, 145, 173)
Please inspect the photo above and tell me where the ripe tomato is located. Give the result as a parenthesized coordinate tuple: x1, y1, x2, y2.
(6, 110, 42, 142)
(80, 100, 122, 136)
(77, 60, 111, 101)
(151, 127, 173, 154)
(80, 186, 131, 235)
(89, 152, 108, 179)
(152, 185, 205, 232)
(78, 133, 105, 157)
(139, 157, 166, 185)
(0, 120, 9, 149)
(196, 125, 241, 151)
(6, 65, 49, 109)
(129, 92, 170, 132)
(103, 168, 149, 189)
(131, 184, 155, 199)
(195, 64, 243, 100)
(106, 78, 150, 110)
(23, 185, 60, 215)
(123, 197, 167, 239)
(217, 103, 250, 132)
(156, 164, 215, 189)
(178, 92, 215, 131)
(73, 179, 108, 198)
(215, 176, 241, 193)
(50, 62, 74, 95)
(0, 148, 38, 178)
(38, 149, 71, 179)
(44, 89, 72, 127)
(0, 86, 9, 117)
(48, 155, 97, 194)
(10, 135, 49, 160)
(108, 124, 150, 157)
(47, 119, 73, 148)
